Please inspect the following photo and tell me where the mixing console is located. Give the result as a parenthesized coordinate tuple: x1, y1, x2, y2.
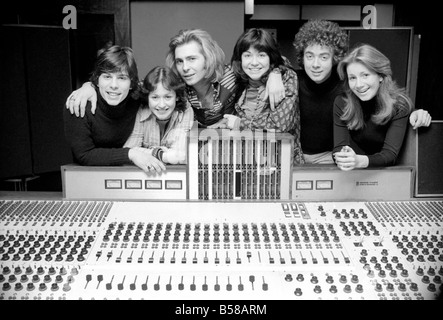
(0, 199, 441, 300)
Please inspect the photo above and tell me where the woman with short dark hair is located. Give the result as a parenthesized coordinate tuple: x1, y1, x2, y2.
(210, 28, 304, 164)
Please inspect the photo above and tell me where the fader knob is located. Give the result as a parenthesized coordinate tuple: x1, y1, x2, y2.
(262, 280, 268, 291)
(410, 283, 418, 291)
(427, 267, 436, 276)
(427, 283, 437, 292)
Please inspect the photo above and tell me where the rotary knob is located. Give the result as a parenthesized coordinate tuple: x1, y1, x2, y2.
(294, 288, 302, 296)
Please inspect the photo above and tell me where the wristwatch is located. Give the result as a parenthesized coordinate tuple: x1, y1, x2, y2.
(152, 147, 164, 161)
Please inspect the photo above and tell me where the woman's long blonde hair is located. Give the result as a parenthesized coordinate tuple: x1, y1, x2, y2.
(337, 44, 413, 130)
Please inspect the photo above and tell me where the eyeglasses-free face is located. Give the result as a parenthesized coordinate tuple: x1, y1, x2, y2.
(303, 44, 334, 84)
(174, 41, 207, 88)
(346, 62, 382, 101)
(148, 82, 177, 121)
(241, 46, 270, 81)
(98, 72, 131, 106)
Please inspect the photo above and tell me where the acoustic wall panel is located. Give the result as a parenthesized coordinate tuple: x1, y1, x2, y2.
(0, 25, 73, 180)
(416, 122, 443, 197)
(0, 26, 33, 179)
(23, 26, 73, 174)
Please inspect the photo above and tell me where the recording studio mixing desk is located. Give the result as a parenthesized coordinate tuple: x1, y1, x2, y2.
(0, 195, 442, 300)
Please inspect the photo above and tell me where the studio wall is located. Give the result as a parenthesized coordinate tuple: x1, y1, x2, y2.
(130, 1, 244, 79)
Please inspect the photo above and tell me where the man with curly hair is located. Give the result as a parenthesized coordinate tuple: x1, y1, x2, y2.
(293, 20, 350, 164)
(293, 19, 431, 164)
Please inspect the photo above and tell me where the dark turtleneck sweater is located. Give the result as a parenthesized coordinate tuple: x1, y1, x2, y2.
(64, 90, 140, 165)
(296, 68, 344, 154)
(333, 96, 410, 167)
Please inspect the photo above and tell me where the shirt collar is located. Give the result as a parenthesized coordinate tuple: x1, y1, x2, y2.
(138, 107, 184, 123)
(186, 80, 221, 104)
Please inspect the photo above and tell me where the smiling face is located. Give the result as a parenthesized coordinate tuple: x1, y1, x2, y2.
(241, 46, 270, 81)
(174, 41, 207, 87)
(303, 44, 334, 84)
(346, 62, 382, 101)
(98, 72, 131, 105)
(148, 82, 176, 121)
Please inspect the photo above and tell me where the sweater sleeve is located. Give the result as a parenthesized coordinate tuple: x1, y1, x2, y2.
(240, 69, 298, 132)
(333, 95, 351, 154)
(63, 105, 130, 166)
(367, 107, 410, 167)
(123, 106, 145, 148)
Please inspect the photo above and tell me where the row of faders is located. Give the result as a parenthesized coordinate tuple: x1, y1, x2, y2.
(0, 200, 112, 300)
(58, 201, 377, 300)
(1, 200, 442, 300)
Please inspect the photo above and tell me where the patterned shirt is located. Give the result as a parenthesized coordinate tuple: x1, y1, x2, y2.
(235, 68, 304, 164)
(124, 104, 194, 164)
(186, 65, 238, 127)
